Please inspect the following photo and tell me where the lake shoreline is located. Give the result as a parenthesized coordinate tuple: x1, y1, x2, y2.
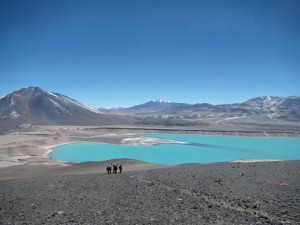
(0, 125, 299, 178)
(49, 134, 298, 165)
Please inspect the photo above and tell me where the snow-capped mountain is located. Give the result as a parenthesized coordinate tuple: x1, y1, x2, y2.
(128, 99, 187, 112)
(242, 96, 286, 111)
(0, 87, 125, 132)
(241, 96, 300, 120)
(152, 99, 171, 103)
(123, 96, 300, 127)
(99, 99, 190, 114)
(101, 96, 300, 123)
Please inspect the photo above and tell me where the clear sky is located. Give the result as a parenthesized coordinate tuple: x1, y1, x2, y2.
(1, 0, 299, 108)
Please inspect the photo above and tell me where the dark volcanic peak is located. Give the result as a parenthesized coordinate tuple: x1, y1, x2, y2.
(0, 86, 101, 119)
(0, 87, 45, 120)
(0, 87, 125, 132)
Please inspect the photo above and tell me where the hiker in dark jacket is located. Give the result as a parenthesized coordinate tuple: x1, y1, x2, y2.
(112, 164, 118, 174)
(106, 166, 112, 174)
(118, 164, 123, 173)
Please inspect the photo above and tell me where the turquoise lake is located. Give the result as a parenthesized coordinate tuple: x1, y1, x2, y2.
(50, 134, 300, 165)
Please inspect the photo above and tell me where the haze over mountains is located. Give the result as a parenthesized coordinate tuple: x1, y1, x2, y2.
(0, 87, 299, 133)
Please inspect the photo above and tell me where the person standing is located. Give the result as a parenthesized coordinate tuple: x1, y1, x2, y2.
(112, 164, 118, 174)
(118, 164, 123, 173)
(106, 166, 112, 174)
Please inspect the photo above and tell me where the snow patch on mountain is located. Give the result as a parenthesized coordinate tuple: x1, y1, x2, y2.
(152, 99, 171, 103)
(264, 96, 272, 102)
(0, 110, 21, 120)
(9, 97, 16, 106)
(48, 92, 102, 114)
(268, 113, 277, 119)
(49, 99, 70, 114)
(9, 111, 21, 119)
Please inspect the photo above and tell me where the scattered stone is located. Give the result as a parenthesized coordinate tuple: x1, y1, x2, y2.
(252, 200, 262, 209)
(28, 203, 36, 209)
(52, 210, 66, 217)
(279, 182, 288, 186)
(214, 179, 222, 183)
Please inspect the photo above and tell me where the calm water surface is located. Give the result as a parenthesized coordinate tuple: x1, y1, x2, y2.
(50, 134, 300, 165)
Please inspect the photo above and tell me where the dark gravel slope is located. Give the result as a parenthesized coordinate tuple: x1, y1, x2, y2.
(1, 161, 300, 224)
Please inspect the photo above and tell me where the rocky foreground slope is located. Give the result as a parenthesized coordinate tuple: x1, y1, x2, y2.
(1, 161, 299, 224)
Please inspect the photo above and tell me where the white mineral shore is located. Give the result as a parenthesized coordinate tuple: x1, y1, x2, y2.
(0, 125, 185, 175)
(121, 136, 186, 145)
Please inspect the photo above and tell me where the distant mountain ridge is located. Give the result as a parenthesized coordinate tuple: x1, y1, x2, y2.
(1, 87, 299, 133)
(98, 99, 190, 114)
(128, 99, 190, 113)
(102, 96, 300, 119)
(101, 96, 300, 127)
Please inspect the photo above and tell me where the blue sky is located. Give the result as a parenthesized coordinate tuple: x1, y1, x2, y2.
(1, 0, 299, 108)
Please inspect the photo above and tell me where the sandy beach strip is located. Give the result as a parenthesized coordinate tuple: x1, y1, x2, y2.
(231, 159, 282, 163)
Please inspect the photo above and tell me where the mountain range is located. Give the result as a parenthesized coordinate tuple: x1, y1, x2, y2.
(102, 96, 300, 121)
(0, 87, 299, 133)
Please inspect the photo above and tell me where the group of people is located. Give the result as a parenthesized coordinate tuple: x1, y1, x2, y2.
(106, 163, 122, 174)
